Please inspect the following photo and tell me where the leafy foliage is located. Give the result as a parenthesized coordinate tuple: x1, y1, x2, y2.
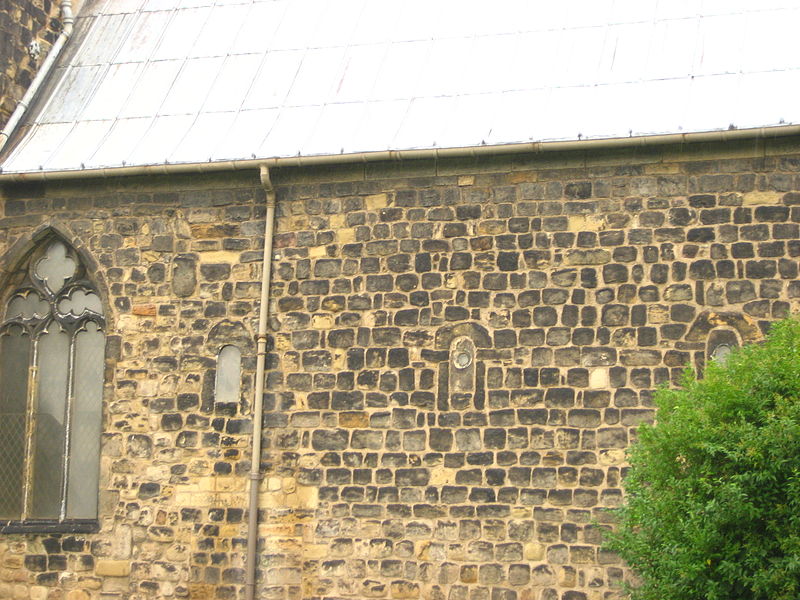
(606, 317, 800, 600)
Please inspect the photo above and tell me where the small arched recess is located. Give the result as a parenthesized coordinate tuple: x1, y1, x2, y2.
(215, 344, 242, 404)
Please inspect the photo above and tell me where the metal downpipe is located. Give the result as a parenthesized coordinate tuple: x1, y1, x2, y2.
(0, 0, 75, 154)
(245, 165, 277, 600)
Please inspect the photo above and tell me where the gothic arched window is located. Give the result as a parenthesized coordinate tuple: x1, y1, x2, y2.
(0, 238, 105, 523)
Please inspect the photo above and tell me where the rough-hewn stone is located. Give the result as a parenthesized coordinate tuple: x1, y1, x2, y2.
(0, 0, 61, 129)
(2, 139, 800, 600)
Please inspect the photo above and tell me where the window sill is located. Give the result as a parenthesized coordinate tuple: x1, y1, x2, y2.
(0, 519, 99, 534)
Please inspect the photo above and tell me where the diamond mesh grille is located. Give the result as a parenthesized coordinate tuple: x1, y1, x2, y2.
(0, 413, 26, 519)
(30, 413, 66, 519)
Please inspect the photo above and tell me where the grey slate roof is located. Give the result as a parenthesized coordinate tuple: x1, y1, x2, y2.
(3, 0, 800, 174)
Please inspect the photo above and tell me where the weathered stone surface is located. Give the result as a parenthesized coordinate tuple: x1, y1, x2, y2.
(0, 1, 61, 129)
(172, 255, 197, 297)
(2, 141, 800, 600)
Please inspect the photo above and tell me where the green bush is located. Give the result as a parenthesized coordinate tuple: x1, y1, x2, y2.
(606, 317, 800, 600)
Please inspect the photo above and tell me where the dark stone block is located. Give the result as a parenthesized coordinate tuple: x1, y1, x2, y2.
(138, 482, 161, 499)
(740, 224, 770, 241)
(757, 241, 784, 257)
(613, 246, 637, 262)
(332, 391, 364, 410)
(497, 251, 519, 271)
(366, 274, 393, 292)
(396, 468, 430, 486)
(660, 323, 686, 340)
(428, 428, 453, 451)
(387, 348, 409, 368)
(509, 217, 530, 233)
(744, 300, 770, 318)
(393, 308, 419, 326)
(699, 208, 730, 224)
(650, 263, 669, 283)
(312, 429, 349, 450)
(689, 260, 715, 279)
(733, 207, 752, 224)
(532, 307, 557, 327)
(483, 273, 508, 290)
(686, 227, 714, 242)
(566, 451, 597, 465)
(542, 289, 569, 304)
(372, 327, 401, 345)
(494, 329, 517, 348)
(468, 426, 499, 450)
(544, 388, 574, 408)
(637, 327, 657, 346)
(668, 207, 694, 226)
(172, 255, 197, 297)
(716, 260, 735, 278)
(779, 258, 799, 279)
(745, 260, 776, 279)
(688, 194, 715, 208)
(511, 309, 532, 328)
(24, 555, 47, 572)
(386, 254, 411, 272)
(601, 304, 628, 326)
(565, 182, 592, 199)
(755, 205, 789, 222)
(773, 223, 799, 239)
(327, 328, 355, 348)
(581, 347, 616, 367)
(731, 242, 754, 258)
(457, 205, 481, 220)
(670, 303, 695, 322)
(161, 413, 183, 431)
(602, 264, 627, 284)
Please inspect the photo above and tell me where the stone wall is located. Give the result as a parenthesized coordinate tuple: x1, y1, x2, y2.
(0, 137, 799, 600)
(0, 0, 62, 129)
(0, 173, 266, 600)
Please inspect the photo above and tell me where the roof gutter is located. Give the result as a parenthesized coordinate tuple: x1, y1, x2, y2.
(0, 1, 75, 155)
(0, 125, 800, 183)
(1, 124, 799, 183)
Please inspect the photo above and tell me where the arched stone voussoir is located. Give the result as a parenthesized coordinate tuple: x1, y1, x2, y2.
(685, 311, 762, 344)
(435, 321, 492, 350)
(207, 319, 255, 354)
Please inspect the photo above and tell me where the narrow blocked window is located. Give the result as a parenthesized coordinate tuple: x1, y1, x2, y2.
(707, 329, 739, 367)
(0, 238, 105, 522)
(215, 345, 242, 404)
(449, 337, 476, 410)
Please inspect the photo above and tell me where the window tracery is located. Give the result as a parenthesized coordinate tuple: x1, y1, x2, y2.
(0, 238, 105, 522)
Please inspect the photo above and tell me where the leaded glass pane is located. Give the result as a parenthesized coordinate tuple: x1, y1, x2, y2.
(6, 291, 49, 320)
(215, 345, 241, 404)
(66, 323, 104, 519)
(34, 241, 76, 294)
(0, 328, 31, 519)
(0, 326, 31, 413)
(30, 325, 70, 519)
(58, 289, 103, 317)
